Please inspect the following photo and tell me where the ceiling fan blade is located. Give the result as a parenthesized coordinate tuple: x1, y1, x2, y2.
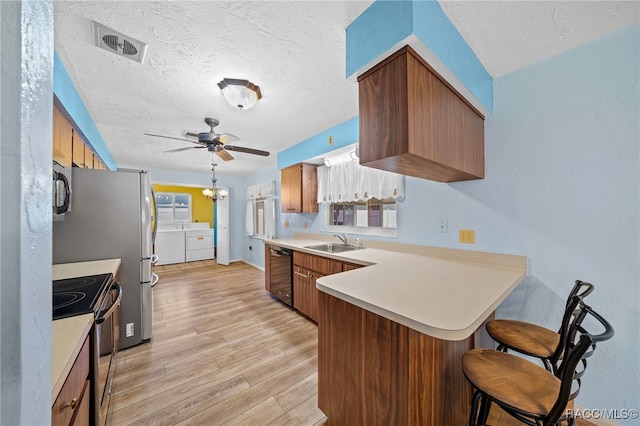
(163, 146, 206, 153)
(224, 145, 270, 157)
(216, 133, 240, 144)
(216, 149, 234, 161)
(144, 133, 197, 144)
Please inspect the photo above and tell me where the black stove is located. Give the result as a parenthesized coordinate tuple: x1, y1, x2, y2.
(53, 273, 113, 320)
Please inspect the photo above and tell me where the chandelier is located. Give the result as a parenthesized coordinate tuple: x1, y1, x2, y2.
(202, 163, 228, 202)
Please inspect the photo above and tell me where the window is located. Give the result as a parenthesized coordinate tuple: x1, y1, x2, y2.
(255, 199, 266, 236)
(317, 158, 403, 236)
(246, 181, 276, 239)
(330, 198, 397, 228)
(156, 192, 192, 222)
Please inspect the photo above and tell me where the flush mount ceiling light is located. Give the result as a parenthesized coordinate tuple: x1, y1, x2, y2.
(217, 78, 262, 110)
(203, 163, 228, 202)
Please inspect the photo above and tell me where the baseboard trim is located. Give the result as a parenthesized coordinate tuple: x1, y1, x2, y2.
(241, 259, 264, 271)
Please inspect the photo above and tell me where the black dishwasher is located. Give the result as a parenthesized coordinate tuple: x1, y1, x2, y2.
(269, 246, 293, 306)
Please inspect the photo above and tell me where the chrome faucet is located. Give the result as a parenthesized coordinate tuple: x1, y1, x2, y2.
(334, 233, 348, 246)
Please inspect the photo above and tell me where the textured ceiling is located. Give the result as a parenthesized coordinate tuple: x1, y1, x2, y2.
(54, 1, 639, 177)
(439, 1, 640, 77)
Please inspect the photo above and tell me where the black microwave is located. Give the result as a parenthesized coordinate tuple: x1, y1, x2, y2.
(52, 161, 72, 221)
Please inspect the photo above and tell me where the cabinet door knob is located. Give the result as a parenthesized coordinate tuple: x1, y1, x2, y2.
(63, 398, 78, 409)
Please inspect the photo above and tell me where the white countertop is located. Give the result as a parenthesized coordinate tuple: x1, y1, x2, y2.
(268, 237, 526, 341)
(52, 258, 121, 400)
(53, 258, 121, 281)
(51, 314, 93, 401)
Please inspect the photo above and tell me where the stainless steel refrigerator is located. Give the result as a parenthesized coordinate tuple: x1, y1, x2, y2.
(53, 168, 157, 349)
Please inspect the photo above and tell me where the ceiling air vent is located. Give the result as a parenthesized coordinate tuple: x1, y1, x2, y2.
(92, 21, 148, 64)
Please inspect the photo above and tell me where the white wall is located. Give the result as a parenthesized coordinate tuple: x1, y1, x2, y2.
(243, 24, 640, 417)
(1, 1, 54, 423)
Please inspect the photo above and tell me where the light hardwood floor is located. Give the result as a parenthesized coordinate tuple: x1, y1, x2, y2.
(107, 260, 590, 426)
(107, 260, 325, 426)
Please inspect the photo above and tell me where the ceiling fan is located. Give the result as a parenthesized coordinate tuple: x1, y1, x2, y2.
(144, 118, 270, 161)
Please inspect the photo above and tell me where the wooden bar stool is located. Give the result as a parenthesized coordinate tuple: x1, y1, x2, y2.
(485, 280, 594, 372)
(462, 298, 614, 426)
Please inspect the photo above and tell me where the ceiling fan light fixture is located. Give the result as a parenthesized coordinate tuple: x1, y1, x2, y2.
(217, 78, 262, 110)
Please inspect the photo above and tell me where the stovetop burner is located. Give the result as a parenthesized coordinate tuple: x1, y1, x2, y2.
(53, 273, 112, 320)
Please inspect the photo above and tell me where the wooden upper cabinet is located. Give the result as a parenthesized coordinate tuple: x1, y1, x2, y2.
(72, 128, 85, 168)
(53, 106, 73, 167)
(54, 103, 108, 170)
(281, 163, 318, 213)
(357, 45, 485, 183)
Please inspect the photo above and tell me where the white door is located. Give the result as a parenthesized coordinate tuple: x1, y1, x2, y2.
(216, 189, 230, 265)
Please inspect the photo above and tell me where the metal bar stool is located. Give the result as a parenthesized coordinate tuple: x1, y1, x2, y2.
(462, 297, 614, 426)
(485, 280, 594, 372)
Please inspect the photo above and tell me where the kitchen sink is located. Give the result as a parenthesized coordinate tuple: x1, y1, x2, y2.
(304, 243, 364, 253)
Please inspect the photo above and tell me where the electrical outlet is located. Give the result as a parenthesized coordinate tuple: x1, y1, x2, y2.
(126, 323, 134, 337)
(284, 221, 290, 228)
(459, 230, 475, 244)
(303, 222, 308, 229)
(328, 135, 333, 145)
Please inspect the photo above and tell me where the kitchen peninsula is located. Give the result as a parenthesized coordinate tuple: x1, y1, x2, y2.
(267, 234, 526, 425)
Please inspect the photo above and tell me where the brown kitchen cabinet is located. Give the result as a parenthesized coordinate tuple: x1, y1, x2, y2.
(53, 106, 74, 167)
(54, 103, 108, 170)
(358, 45, 485, 183)
(52, 335, 91, 426)
(342, 262, 363, 272)
(293, 265, 317, 321)
(280, 163, 318, 213)
(292, 251, 347, 322)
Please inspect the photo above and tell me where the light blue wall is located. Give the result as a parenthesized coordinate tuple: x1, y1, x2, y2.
(346, 0, 492, 111)
(462, 24, 638, 413)
(277, 117, 359, 169)
(243, 24, 640, 416)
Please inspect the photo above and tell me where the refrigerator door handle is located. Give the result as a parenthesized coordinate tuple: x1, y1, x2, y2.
(140, 171, 152, 260)
(151, 273, 159, 287)
(151, 186, 158, 246)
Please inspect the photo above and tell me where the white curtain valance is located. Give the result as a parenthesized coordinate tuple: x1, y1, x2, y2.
(247, 180, 275, 199)
(317, 159, 404, 203)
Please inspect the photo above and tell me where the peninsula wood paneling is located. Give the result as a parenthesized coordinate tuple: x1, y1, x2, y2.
(318, 291, 476, 426)
(358, 45, 484, 183)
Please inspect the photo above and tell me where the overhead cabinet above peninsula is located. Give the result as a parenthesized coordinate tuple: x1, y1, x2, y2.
(358, 46, 485, 183)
